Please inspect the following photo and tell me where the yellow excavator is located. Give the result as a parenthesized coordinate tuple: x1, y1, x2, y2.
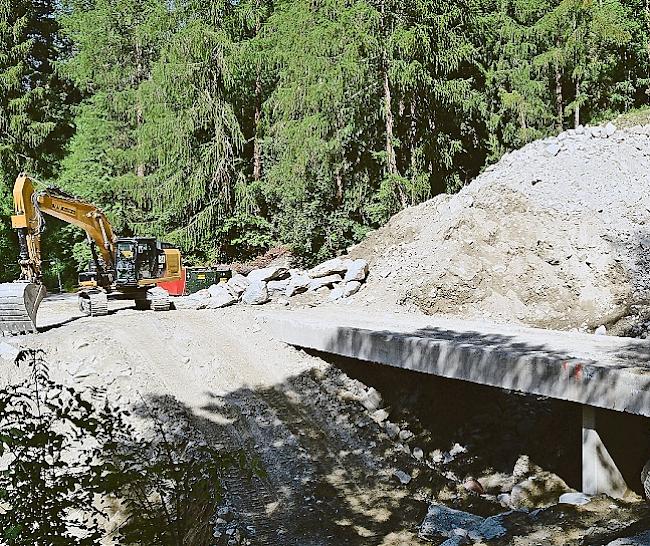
(0, 173, 182, 333)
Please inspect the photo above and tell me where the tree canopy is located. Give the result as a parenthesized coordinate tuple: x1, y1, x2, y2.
(0, 0, 648, 284)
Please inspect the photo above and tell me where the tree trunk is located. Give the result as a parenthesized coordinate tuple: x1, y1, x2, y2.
(253, 64, 262, 182)
(379, 1, 405, 206)
(574, 78, 580, 128)
(134, 37, 145, 179)
(554, 64, 564, 131)
(253, 8, 262, 182)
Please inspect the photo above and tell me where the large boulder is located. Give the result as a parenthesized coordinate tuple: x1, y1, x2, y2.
(205, 285, 238, 309)
(308, 274, 343, 291)
(268, 279, 290, 294)
(286, 273, 311, 297)
(242, 281, 270, 305)
(344, 259, 369, 282)
(307, 258, 351, 278)
(227, 273, 249, 295)
(247, 266, 288, 283)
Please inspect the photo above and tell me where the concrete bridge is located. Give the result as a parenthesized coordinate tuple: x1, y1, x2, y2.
(262, 308, 650, 498)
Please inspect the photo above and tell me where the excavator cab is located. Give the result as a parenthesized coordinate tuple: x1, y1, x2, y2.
(115, 237, 163, 285)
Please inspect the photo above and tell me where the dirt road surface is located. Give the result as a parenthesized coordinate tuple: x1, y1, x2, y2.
(2, 295, 649, 545)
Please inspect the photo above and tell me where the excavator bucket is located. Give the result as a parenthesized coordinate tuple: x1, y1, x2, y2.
(0, 282, 46, 334)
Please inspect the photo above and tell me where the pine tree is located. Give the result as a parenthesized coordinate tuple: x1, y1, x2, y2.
(58, 0, 172, 233)
(0, 0, 73, 280)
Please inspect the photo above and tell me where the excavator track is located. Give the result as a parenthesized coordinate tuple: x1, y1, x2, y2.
(147, 287, 171, 312)
(0, 282, 47, 334)
(78, 290, 108, 317)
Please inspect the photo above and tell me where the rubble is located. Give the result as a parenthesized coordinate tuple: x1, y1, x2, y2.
(347, 122, 650, 331)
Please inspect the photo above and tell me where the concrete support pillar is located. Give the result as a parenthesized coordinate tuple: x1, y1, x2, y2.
(582, 406, 628, 498)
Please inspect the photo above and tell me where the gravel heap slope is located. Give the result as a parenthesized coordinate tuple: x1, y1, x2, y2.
(348, 123, 650, 331)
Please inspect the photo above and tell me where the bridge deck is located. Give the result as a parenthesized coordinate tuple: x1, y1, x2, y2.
(262, 309, 650, 417)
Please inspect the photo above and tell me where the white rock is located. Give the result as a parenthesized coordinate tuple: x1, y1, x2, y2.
(393, 470, 412, 485)
(371, 409, 389, 423)
(227, 273, 249, 295)
(343, 280, 362, 297)
(413, 447, 424, 461)
(329, 284, 345, 301)
(546, 143, 561, 156)
(605, 122, 617, 137)
(242, 281, 270, 305)
(308, 274, 343, 291)
(204, 285, 238, 308)
(308, 257, 351, 278)
(575, 124, 585, 134)
(559, 492, 591, 505)
(286, 274, 311, 296)
(343, 259, 369, 282)
(267, 279, 290, 293)
(360, 387, 382, 411)
(594, 325, 607, 335)
(399, 429, 414, 442)
(247, 266, 288, 283)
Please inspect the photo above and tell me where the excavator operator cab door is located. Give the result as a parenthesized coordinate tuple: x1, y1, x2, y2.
(115, 239, 137, 286)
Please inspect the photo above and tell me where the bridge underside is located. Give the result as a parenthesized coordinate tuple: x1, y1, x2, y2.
(262, 309, 650, 497)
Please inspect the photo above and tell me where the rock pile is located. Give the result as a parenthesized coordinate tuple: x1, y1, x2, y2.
(172, 257, 369, 310)
(347, 122, 650, 331)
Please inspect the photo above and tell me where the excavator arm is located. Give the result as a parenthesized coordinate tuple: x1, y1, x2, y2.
(1, 173, 118, 333)
(11, 173, 116, 283)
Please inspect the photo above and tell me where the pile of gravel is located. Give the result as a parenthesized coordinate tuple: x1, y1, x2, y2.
(347, 123, 650, 331)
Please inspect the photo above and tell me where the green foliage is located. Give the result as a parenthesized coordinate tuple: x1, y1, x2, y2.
(0, 349, 120, 544)
(1, 0, 650, 274)
(0, 349, 260, 545)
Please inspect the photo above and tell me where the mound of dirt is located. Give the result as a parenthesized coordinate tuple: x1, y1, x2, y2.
(348, 123, 650, 331)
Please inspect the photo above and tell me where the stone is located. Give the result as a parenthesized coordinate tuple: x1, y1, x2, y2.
(546, 143, 561, 156)
(595, 325, 607, 335)
(575, 124, 585, 134)
(344, 259, 369, 282)
(590, 126, 603, 138)
(329, 284, 345, 301)
(476, 511, 514, 540)
(371, 409, 389, 423)
(440, 536, 470, 546)
(343, 280, 362, 297)
(398, 429, 414, 442)
(412, 447, 424, 461)
(607, 530, 650, 545)
(285, 274, 311, 297)
(605, 122, 617, 137)
(267, 279, 290, 294)
(308, 257, 351, 278)
(204, 285, 238, 309)
(509, 472, 570, 509)
(227, 273, 249, 295)
(242, 281, 270, 305)
(0, 341, 19, 362)
(360, 387, 382, 411)
(393, 470, 412, 485)
(247, 266, 288, 283)
(559, 492, 591, 505)
(418, 504, 484, 542)
(384, 422, 400, 439)
(308, 274, 343, 291)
